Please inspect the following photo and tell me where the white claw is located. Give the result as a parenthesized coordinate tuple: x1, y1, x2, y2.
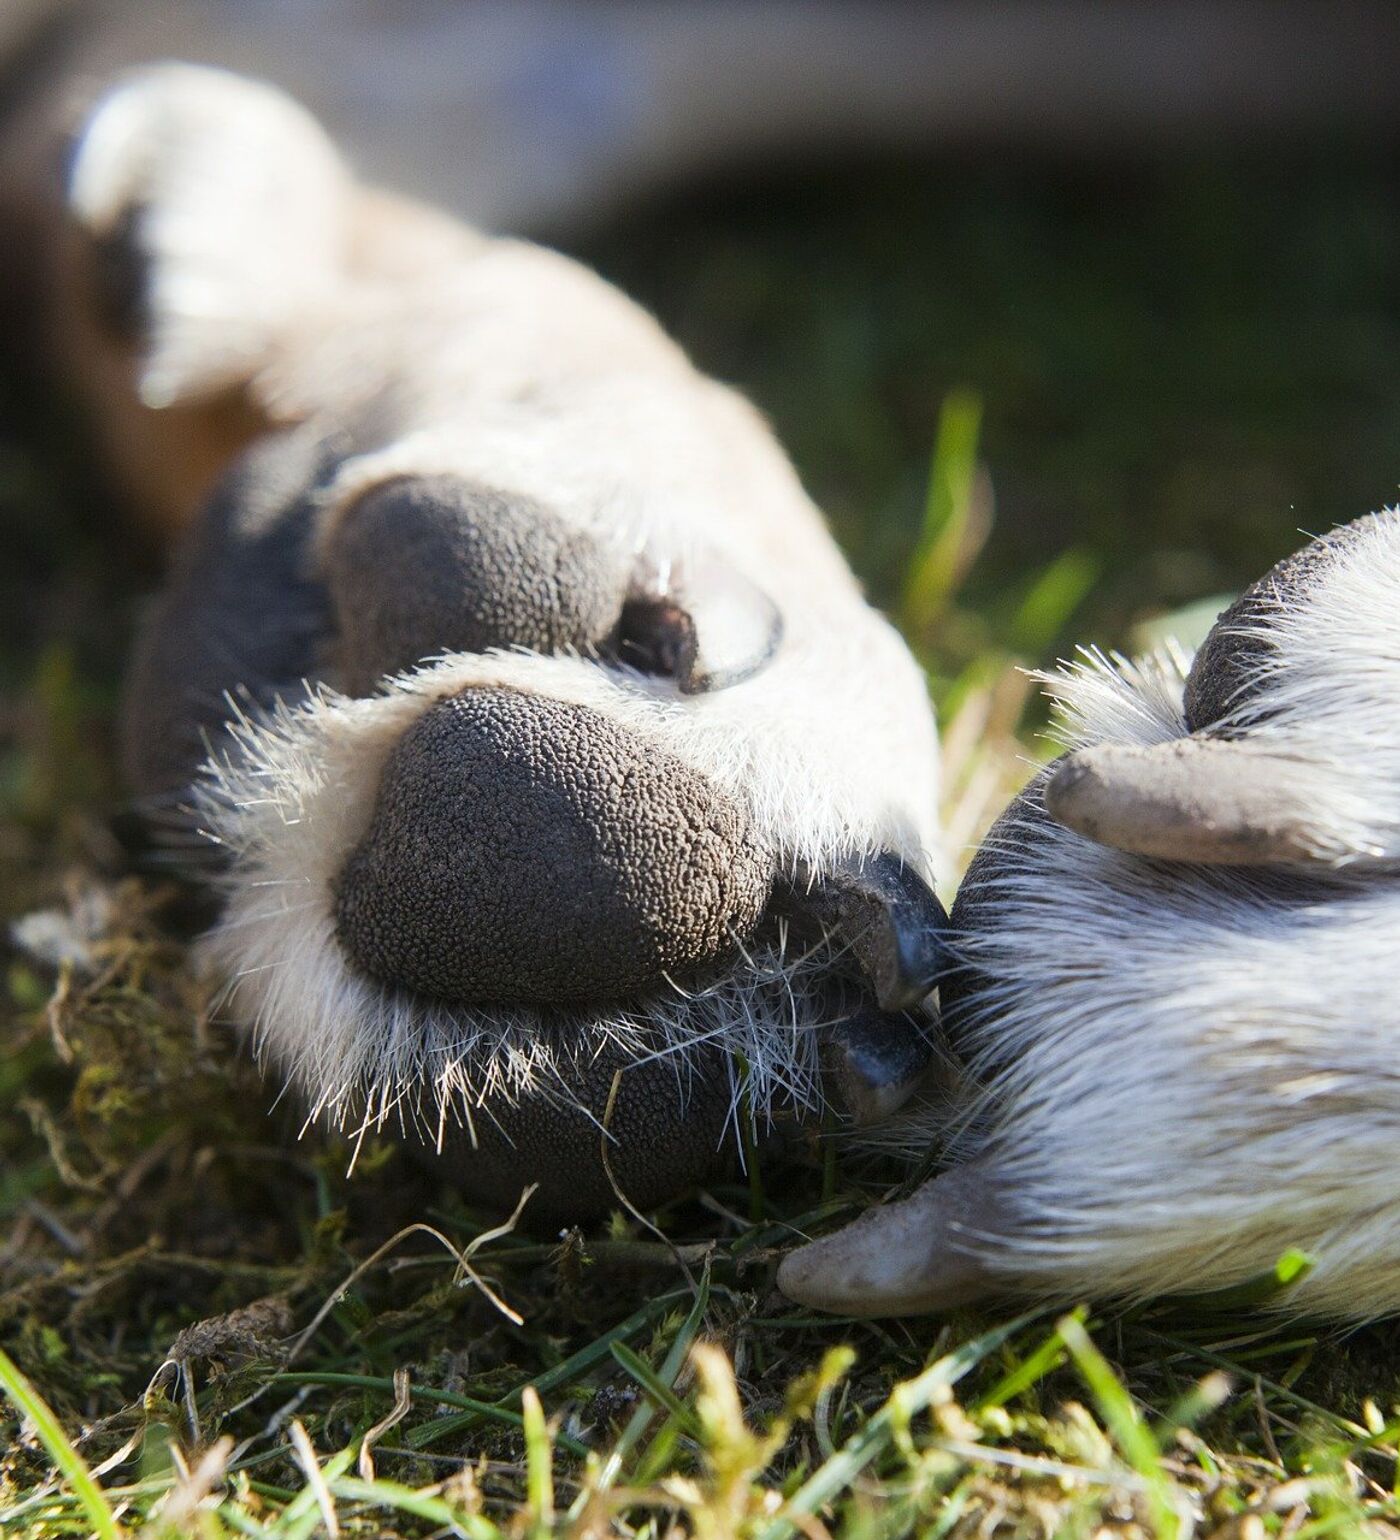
(1046, 738, 1336, 865)
(777, 1163, 1003, 1317)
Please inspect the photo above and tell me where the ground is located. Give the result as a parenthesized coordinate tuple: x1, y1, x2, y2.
(4, 144, 1400, 1537)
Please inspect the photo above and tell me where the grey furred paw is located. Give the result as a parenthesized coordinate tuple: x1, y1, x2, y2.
(780, 512, 1400, 1321)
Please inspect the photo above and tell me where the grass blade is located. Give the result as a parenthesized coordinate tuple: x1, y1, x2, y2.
(1059, 1314, 1180, 1540)
(521, 1386, 554, 1532)
(400, 1290, 692, 1452)
(581, 1265, 712, 1507)
(972, 1306, 1084, 1412)
(327, 1476, 499, 1538)
(610, 1340, 701, 1436)
(1008, 548, 1100, 657)
(273, 1370, 587, 1458)
(761, 1309, 1041, 1540)
(0, 1345, 122, 1540)
(901, 390, 984, 637)
(267, 1442, 355, 1540)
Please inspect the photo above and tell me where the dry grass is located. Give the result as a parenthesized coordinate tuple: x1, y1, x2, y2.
(6, 883, 1400, 1538)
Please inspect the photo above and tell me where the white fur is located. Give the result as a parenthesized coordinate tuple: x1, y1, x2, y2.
(191, 640, 930, 1144)
(67, 64, 352, 408)
(69, 64, 939, 875)
(1201, 509, 1400, 864)
(890, 523, 1400, 1315)
(77, 65, 941, 1150)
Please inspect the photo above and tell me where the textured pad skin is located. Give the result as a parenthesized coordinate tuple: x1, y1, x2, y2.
(414, 1028, 739, 1219)
(335, 687, 773, 1003)
(326, 475, 632, 693)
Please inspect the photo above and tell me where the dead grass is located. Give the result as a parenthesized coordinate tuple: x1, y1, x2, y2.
(7, 891, 1400, 1538)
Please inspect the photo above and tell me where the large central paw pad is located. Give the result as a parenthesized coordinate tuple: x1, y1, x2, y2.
(334, 686, 772, 1003)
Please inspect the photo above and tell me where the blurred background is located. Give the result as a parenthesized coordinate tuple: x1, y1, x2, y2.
(4, 0, 1400, 868)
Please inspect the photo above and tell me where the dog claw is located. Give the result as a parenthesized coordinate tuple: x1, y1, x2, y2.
(777, 1163, 1002, 1316)
(621, 552, 783, 692)
(821, 1003, 934, 1125)
(778, 852, 950, 1011)
(1046, 738, 1330, 865)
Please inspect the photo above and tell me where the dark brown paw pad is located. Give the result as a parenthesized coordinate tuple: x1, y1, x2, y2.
(326, 476, 633, 693)
(334, 686, 773, 1003)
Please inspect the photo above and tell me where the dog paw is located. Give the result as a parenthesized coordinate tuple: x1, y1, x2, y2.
(781, 512, 1400, 1319)
(91, 68, 949, 1220)
(148, 442, 945, 1218)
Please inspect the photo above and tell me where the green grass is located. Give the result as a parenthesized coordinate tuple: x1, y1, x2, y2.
(6, 145, 1400, 1535)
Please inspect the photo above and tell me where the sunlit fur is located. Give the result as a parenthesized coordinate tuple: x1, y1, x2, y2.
(74, 65, 941, 1158)
(67, 66, 350, 409)
(194, 648, 925, 1151)
(1191, 508, 1400, 865)
(883, 513, 1400, 1316)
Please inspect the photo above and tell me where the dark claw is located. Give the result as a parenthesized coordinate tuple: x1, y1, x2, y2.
(619, 553, 783, 693)
(777, 852, 951, 1011)
(822, 1003, 935, 1125)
